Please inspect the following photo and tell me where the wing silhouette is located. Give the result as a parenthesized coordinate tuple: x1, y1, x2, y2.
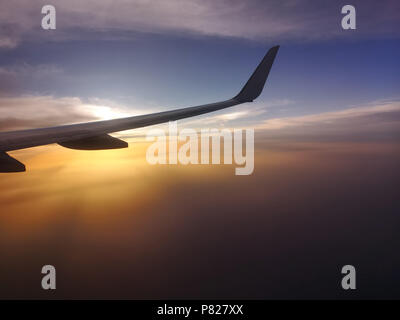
(0, 46, 279, 172)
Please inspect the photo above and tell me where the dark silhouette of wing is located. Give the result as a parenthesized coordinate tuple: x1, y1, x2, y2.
(0, 46, 279, 172)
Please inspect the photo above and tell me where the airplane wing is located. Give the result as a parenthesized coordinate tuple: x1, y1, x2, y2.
(0, 45, 279, 172)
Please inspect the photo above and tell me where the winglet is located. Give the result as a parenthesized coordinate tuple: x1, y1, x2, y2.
(233, 45, 279, 103)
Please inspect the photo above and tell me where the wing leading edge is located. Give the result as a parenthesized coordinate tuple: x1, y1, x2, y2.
(0, 45, 279, 172)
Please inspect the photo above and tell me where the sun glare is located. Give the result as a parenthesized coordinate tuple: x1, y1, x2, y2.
(84, 105, 133, 120)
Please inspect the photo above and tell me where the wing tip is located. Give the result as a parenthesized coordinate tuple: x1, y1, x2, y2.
(233, 45, 280, 103)
(0, 152, 26, 173)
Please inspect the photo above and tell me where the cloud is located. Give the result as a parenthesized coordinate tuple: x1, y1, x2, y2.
(0, 23, 22, 49)
(0, 36, 19, 49)
(176, 98, 400, 143)
(0, 63, 64, 94)
(0, 0, 398, 48)
(259, 100, 400, 130)
(1, 121, 400, 298)
(0, 63, 63, 78)
(261, 99, 294, 109)
(255, 100, 400, 143)
(0, 95, 141, 131)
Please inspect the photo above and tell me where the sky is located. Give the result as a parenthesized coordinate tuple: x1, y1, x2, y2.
(0, 0, 399, 299)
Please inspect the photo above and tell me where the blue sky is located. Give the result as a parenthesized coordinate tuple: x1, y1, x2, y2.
(0, 0, 399, 132)
(3, 36, 400, 109)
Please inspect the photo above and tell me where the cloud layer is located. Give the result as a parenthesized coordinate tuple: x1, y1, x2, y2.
(0, 95, 140, 131)
(1, 128, 400, 298)
(260, 100, 400, 130)
(0, 0, 399, 48)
